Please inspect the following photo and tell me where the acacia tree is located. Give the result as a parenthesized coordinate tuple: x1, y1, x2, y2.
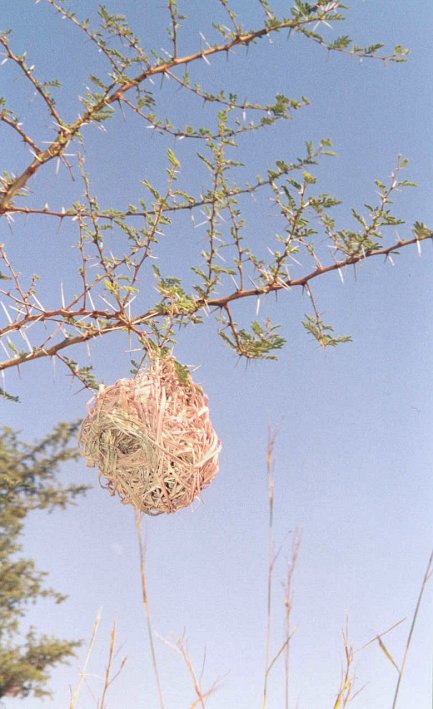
(0, 0, 431, 397)
(0, 423, 87, 700)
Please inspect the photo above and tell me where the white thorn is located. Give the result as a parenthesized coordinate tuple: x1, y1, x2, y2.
(230, 274, 239, 290)
(19, 329, 33, 353)
(98, 294, 117, 312)
(1, 301, 13, 324)
(1, 338, 10, 357)
(32, 294, 45, 311)
(88, 291, 96, 311)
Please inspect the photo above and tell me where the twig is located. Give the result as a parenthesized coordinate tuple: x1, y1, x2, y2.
(0, 114, 41, 155)
(0, 8, 392, 213)
(0, 35, 62, 125)
(167, 0, 179, 58)
(208, 233, 433, 309)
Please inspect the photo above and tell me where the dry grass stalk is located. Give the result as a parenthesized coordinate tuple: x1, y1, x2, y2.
(69, 613, 127, 709)
(333, 622, 355, 709)
(284, 532, 301, 709)
(160, 633, 222, 709)
(263, 429, 300, 709)
(391, 549, 433, 709)
(79, 354, 221, 515)
(362, 617, 406, 678)
(262, 535, 300, 709)
(69, 610, 101, 709)
(263, 429, 276, 709)
(98, 622, 128, 709)
(135, 511, 165, 709)
(359, 550, 433, 707)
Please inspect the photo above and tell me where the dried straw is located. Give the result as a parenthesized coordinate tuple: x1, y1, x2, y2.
(79, 356, 221, 515)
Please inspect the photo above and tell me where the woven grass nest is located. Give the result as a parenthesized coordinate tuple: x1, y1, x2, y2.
(79, 356, 221, 515)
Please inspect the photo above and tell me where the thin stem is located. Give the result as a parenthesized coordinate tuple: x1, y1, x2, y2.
(263, 429, 276, 709)
(135, 511, 165, 709)
(0, 114, 41, 155)
(69, 610, 101, 709)
(46, 0, 122, 72)
(99, 622, 128, 709)
(333, 621, 354, 709)
(176, 638, 206, 709)
(284, 532, 301, 709)
(391, 549, 433, 709)
(0, 36, 62, 125)
(167, 0, 179, 58)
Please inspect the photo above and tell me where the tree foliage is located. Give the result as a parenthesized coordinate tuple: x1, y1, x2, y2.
(0, 423, 87, 700)
(0, 0, 430, 396)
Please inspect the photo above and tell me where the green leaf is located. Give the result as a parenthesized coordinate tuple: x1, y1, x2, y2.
(413, 222, 432, 240)
(167, 148, 180, 168)
(0, 387, 19, 402)
(303, 171, 316, 184)
(302, 314, 351, 348)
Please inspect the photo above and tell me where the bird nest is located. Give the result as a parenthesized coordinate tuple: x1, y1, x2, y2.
(79, 356, 221, 515)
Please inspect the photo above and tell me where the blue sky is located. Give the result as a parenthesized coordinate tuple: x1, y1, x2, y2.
(1, 1, 432, 708)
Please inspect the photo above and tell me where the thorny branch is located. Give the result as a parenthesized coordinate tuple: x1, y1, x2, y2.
(0, 1, 407, 213)
(0, 0, 427, 395)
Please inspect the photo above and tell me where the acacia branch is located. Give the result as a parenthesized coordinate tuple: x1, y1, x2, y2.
(0, 160, 296, 221)
(0, 3, 421, 381)
(0, 35, 62, 125)
(46, 0, 122, 72)
(0, 115, 42, 155)
(0, 232, 430, 375)
(0, 6, 393, 214)
(207, 234, 433, 308)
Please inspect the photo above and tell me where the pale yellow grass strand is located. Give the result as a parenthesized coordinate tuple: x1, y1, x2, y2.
(99, 622, 128, 709)
(284, 531, 301, 709)
(135, 511, 165, 709)
(361, 617, 406, 652)
(176, 638, 206, 709)
(160, 633, 222, 709)
(69, 610, 101, 709)
(360, 617, 406, 678)
(391, 549, 433, 709)
(262, 429, 276, 709)
(333, 622, 354, 709)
